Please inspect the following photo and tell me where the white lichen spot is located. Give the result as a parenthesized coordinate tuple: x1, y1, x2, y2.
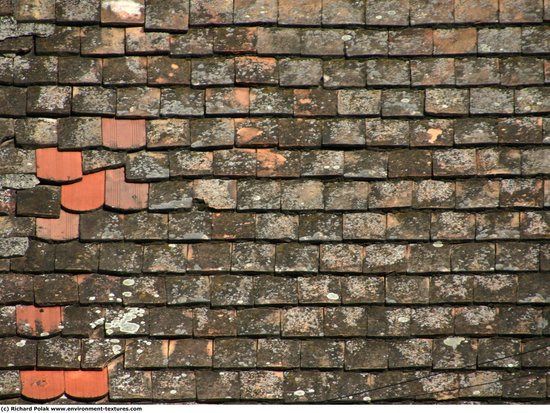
(363, 396, 372, 402)
(89, 296, 96, 301)
(89, 317, 105, 329)
(169, 390, 177, 395)
(327, 292, 340, 300)
(443, 337, 465, 350)
(122, 291, 133, 297)
(105, 307, 145, 334)
(16, 339, 26, 347)
(123, 279, 136, 286)
(104, 0, 143, 17)
(293, 390, 305, 397)
(433, 241, 444, 248)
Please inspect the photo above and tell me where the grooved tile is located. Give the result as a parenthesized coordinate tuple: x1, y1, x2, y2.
(102, 118, 146, 150)
(105, 168, 148, 210)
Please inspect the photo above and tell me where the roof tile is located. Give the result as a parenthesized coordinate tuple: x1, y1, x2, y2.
(55, 0, 100, 24)
(234, 0, 277, 24)
(190, 0, 234, 25)
(105, 167, 148, 210)
(101, 0, 144, 25)
(36, 210, 79, 241)
(145, 0, 189, 32)
(16, 305, 63, 338)
(64, 369, 108, 400)
(20, 370, 64, 401)
(61, 171, 105, 212)
(126, 27, 170, 54)
(36, 148, 82, 183)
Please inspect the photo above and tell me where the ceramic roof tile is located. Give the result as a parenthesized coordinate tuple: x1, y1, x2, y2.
(104, 167, 148, 210)
(20, 370, 64, 401)
(64, 369, 109, 400)
(60, 170, 105, 212)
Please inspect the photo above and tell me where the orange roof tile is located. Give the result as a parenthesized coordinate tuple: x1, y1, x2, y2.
(61, 171, 106, 212)
(36, 148, 83, 183)
(102, 118, 146, 149)
(36, 210, 80, 241)
(16, 306, 63, 338)
(20, 370, 65, 401)
(105, 167, 148, 210)
(65, 369, 109, 400)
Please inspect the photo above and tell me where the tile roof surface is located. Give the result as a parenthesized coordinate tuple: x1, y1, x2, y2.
(0, 0, 549, 404)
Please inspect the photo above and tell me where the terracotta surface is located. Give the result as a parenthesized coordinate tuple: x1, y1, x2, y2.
(61, 171, 106, 212)
(21, 370, 65, 401)
(65, 369, 109, 400)
(102, 118, 146, 149)
(36, 148, 82, 182)
(105, 167, 148, 210)
(16, 306, 63, 337)
(36, 210, 80, 240)
(2, 0, 550, 405)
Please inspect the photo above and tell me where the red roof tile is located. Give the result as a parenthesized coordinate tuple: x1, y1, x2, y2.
(36, 148, 82, 183)
(20, 370, 64, 401)
(16, 305, 63, 338)
(102, 118, 146, 149)
(105, 167, 148, 210)
(36, 210, 80, 240)
(65, 369, 109, 400)
(61, 171, 106, 212)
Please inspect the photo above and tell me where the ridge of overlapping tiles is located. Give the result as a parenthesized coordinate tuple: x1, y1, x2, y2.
(33, 119, 148, 230)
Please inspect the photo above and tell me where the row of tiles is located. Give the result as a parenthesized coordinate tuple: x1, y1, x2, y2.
(3, 366, 550, 403)
(10, 171, 550, 213)
(5, 116, 550, 152)
(0, 270, 548, 306)
(5, 176, 550, 217)
(2, 85, 550, 119)
(20, 145, 550, 184)
(10, 143, 550, 180)
(5, 24, 549, 59)
(3, 218, 550, 265)
(7, 0, 550, 26)
(3, 301, 550, 338)
(5, 54, 550, 89)
(3, 20, 550, 60)
(2, 334, 550, 373)
(8, 205, 550, 244)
